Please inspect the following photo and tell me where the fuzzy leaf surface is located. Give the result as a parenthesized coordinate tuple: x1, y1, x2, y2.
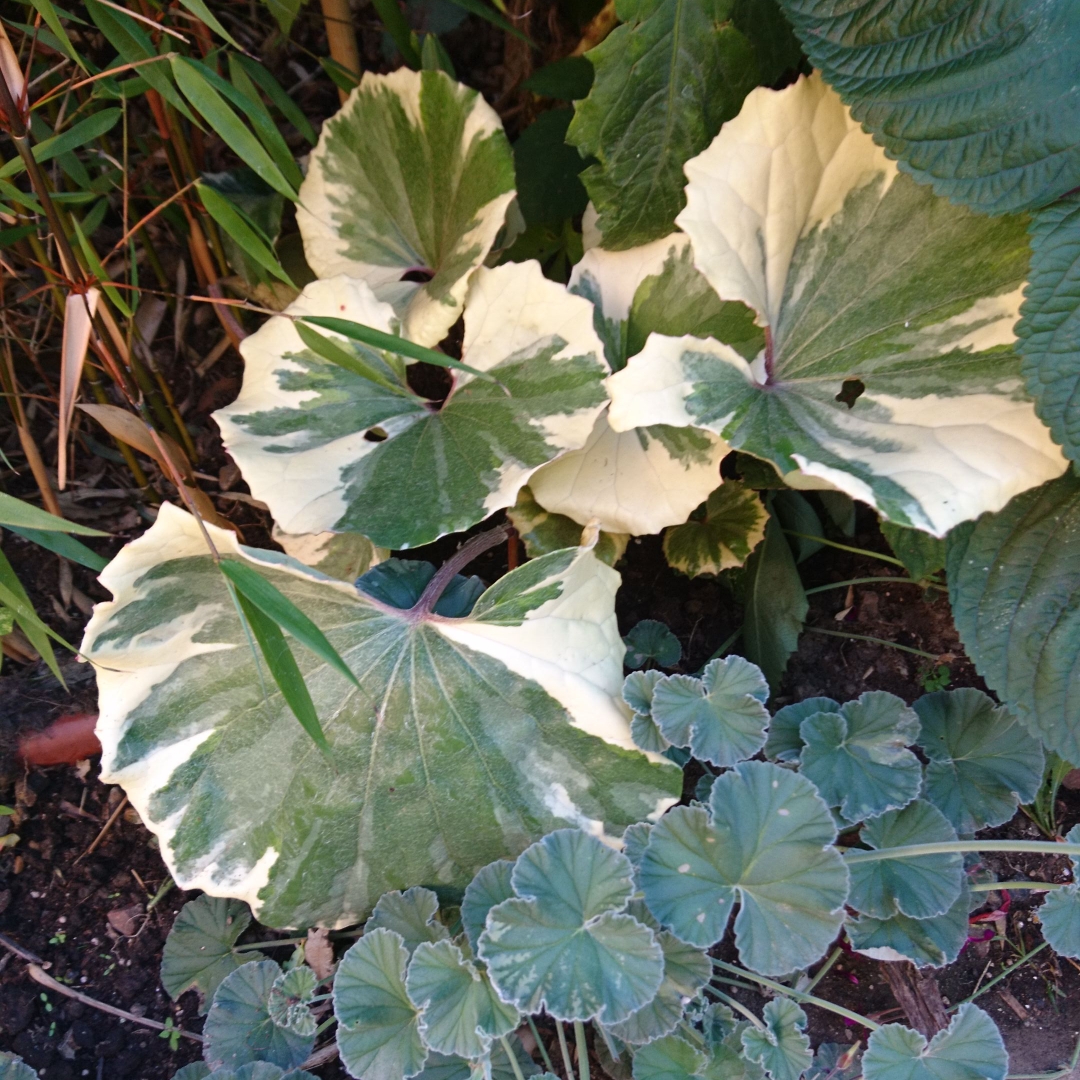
(847, 887, 970, 969)
(741, 999, 812, 1080)
(366, 888, 450, 955)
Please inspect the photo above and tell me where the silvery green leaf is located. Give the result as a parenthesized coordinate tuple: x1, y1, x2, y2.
(1040, 886, 1080, 959)
(195, 1064, 320, 1080)
(847, 887, 971, 969)
(296, 69, 515, 346)
(461, 860, 515, 953)
(0, 1055, 39, 1080)
(334, 929, 427, 1080)
(741, 999, 812, 1080)
(81, 505, 679, 928)
(799, 692, 921, 822)
(214, 266, 610, 548)
(623, 822, 653, 876)
(625, 621, 682, 670)
(411, 1038, 541, 1080)
(161, 896, 263, 1014)
(639, 761, 848, 975)
(171, 1066, 211, 1080)
(650, 656, 769, 767)
(663, 482, 768, 578)
(862, 1004, 1007, 1080)
(204, 960, 315, 1071)
(632, 1034, 709, 1080)
(506, 487, 629, 567)
(267, 965, 318, 1037)
(632, 712, 672, 754)
(405, 939, 519, 1058)
(479, 829, 664, 1022)
(847, 801, 962, 921)
(624, 670, 664, 717)
(605, 74, 1066, 537)
(763, 698, 839, 764)
(367, 888, 450, 955)
(915, 689, 1045, 833)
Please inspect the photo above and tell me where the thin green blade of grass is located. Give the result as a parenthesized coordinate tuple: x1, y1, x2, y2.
(8, 526, 107, 571)
(234, 54, 317, 145)
(0, 492, 107, 534)
(72, 218, 133, 317)
(368, 0, 422, 68)
(174, 0, 244, 50)
(195, 182, 295, 287)
(0, 549, 70, 686)
(294, 321, 411, 397)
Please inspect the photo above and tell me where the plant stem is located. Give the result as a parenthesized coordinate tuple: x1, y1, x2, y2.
(573, 1020, 589, 1080)
(781, 531, 906, 569)
(500, 1035, 528, 1080)
(709, 988, 764, 1030)
(804, 626, 941, 661)
(951, 942, 1050, 1011)
(843, 840, 1080, 864)
(556, 1021, 573, 1080)
(702, 627, 742, 668)
(803, 946, 842, 993)
(410, 524, 511, 617)
(968, 881, 1063, 893)
(528, 1017, 556, 1074)
(804, 576, 938, 595)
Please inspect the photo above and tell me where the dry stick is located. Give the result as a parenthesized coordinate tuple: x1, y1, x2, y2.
(300, 1042, 340, 1071)
(0, 931, 45, 965)
(75, 794, 128, 863)
(27, 964, 205, 1043)
(320, 0, 361, 104)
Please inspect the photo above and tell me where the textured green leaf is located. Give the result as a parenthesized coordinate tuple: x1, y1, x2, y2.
(1040, 886, 1080, 958)
(606, 75, 1067, 536)
(409, 1038, 541, 1080)
(567, 0, 758, 248)
(81, 505, 679, 928)
(632, 1035, 708, 1080)
(799, 692, 922, 822)
(639, 761, 848, 974)
(367, 888, 450, 955)
(730, 0, 801, 84)
(334, 929, 427, 1080)
(461, 860, 515, 952)
(847, 887, 970, 969)
(624, 673, 671, 753)
(523, 57, 594, 101)
(741, 999, 811, 1080)
(161, 896, 263, 1014)
(479, 829, 664, 1022)
(879, 522, 946, 583)
(775, 0, 1080, 214)
(297, 69, 515, 346)
(507, 487, 628, 567)
(915, 689, 1045, 833)
(204, 961, 315, 1071)
(0, 548, 66, 686)
(805, 1045, 860, 1080)
(215, 268, 609, 548)
(763, 698, 838, 764)
(513, 109, 589, 227)
(862, 1004, 1007, 1080)
(624, 620, 682, 670)
(663, 482, 767, 578)
(267, 966, 317, 1037)
(0, 1054, 39, 1080)
(947, 472, 1080, 762)
(650, 656, 770, 767)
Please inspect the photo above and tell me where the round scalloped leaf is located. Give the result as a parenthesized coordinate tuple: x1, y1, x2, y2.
(1040, 886, 1080, 959)
(366, 888, 450, 955)
(334, 929, 427, 1080)
(799, 692, 922, 822)
(639, 761, 848, 975)
(171, 1066, 212, 1080)
(81, 505, 680, 928)
(763, 698, 839, 764)
(606, 75, 1066, 537)
(847, 801, 962, 921)
(407, 1040, 541, 1080)
(847, 886, 972, 969)
(0, 1055, 39, 1080)
(296, 68, 515, 346)
(947, 473, 1080, 763)
(650, 656, 769, 767)
(632, 1034, 708, 1080)
(862, 1004, 1007, 1080)
(507, 487, 628, 567)
(914, 689, 1045, 834)
(624, 621, 682, 670)
(478, 830, 664, 1022)
(405, 939, 520, 1058)
(775, 2, 1080, 215)
(461, 860, 515, 953)
(663, 482, 767, 578)
(199, 1068, 319, 1080)
(267, 966, 317, 1038)
(741, 999, 812, 1080)
(204, 960, 315, 1071)
(214, 266, 610, 548)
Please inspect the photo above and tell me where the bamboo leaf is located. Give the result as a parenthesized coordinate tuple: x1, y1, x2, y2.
(7, 526, 108, 572)
(0, 491, 106, 534)
(233, 55, 317, 144)
(294, 321, 409, 396)
(72, 219, 131, 316)
(175, 0, 244, 49)
(0, 548, 68, 685)
(26, 0, 85, 67)
(368, 0, 421, 67)
(196, 182, 295, 287)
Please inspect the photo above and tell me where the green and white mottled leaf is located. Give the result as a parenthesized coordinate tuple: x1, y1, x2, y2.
(862, 1004, 1007, 1080)
(204, 960, 315, 1071)
(775, 1, 1080, 214)
(1019, 195, 1080, 463)
(639, 761, 848, 974)
(915, 689, 1045, 834)
(405, 939, 520, 1058)
(624, 620, 682, 670)
(650, 656, 770, 767)
(0, 1055, 39, 1080)
(663, 482, 767, 577)
(632, 1035, 708, 1080)
(478, 829, 665, 1022)
(741, 999, 812, 1080)
(216, 267, 610, 548)
(367, 888, 450, 955)
(272, 526, 384, 582)
(1040, 886, 1080, 958)
(606, 74, 1067, 536)
(799, 692, 922, 822)
(267, 966, 317, 1037)
(161, 896, 263, 1014)
(507, 487, 628, 567)
(461, 860, 515, 953)
(763, 698, 838, 764)
(334, 929, 427, 1080)
(878, 522, 945, 584)
(81, 504, 680, 928)
(847, 887, 970, 969)
(947, 473, 1080, 763)
(847, 801, 962, 921)
(296, 68, 515, 346)
(567, 0, 758, 249)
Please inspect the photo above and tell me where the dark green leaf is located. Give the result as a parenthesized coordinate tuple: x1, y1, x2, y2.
(444, 0, 532, 42)
(356, 559, 485, 618)
(623, 620, 682, 670)
(234, 56, 318, 145)
(26, 0, 85, 66)
(369, 0, 422, 67)
(0, 492, 105, 534)
(263, 0, 304, 35)
(730, 0, 802, 85)
(879, 521, 946, 582)
(0, 548, 68, 686)
(197, 182, 295, 287)
(514, 109, 589, 227)
(524, 57, 594, 100)
(176, 0, 244, 48)
(8, 527, 107, 572)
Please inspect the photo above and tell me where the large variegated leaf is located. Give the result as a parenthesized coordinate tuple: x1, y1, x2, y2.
(605, 74, 1067, 537)
(81, 504, 680, 928)
(506, 487, 628, 567)
(296, 68, 515, 346)
(214, 266, 610, 548)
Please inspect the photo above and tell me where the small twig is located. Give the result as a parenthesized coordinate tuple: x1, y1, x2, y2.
(0, 931, 45, 965)
(300, 1042, 340, 1071)
(75, 794, 128, 863)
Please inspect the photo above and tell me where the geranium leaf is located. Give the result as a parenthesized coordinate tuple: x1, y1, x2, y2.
(605, 74, 1066, 536)
(334, 929, 427, 1080)
(948, 472, 1080, 763)
(799, 692, 922, 822)
(915, 689, 1045, 833)
(0, 1054, 39, 1080)
(632, 1034, 708, 1080)
(878, 522, 946, 583)
(214, 268, 610, 548)
(862, 1004, 1007, 1080)
(296, 69, 515, 346)
(478, 830, 665, 1022)
(267, 966, 318, 1037)
(805, 1044, 861, 1080)
(650, 656, 770, 767)
(624, 620, 682, 670)
(367, 888, 450, 955)
(81, 505, 680, 928)
(161, 896, 263, 1014)
(204, 961, 315, 1071)
(847, 801, 962, 921)
(1039, 886, 1080, 958)
(741, 999, 812, 1080)
(639, 761, 848, 975)
(763, 698, 839, 764)
(775, 1, 1080, 214)
(847, 886, 972, 969)
(623, 670, 664, 718)
(461, 860, 515, 953)
(507, 487, 628, 567)
(410, 1038, 541, 1080)
(663, 482, 767, 577)
(406, 939, 520, 1057)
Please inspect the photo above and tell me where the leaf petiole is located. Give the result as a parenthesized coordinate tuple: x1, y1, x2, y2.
(843, 840, 1080, 864)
